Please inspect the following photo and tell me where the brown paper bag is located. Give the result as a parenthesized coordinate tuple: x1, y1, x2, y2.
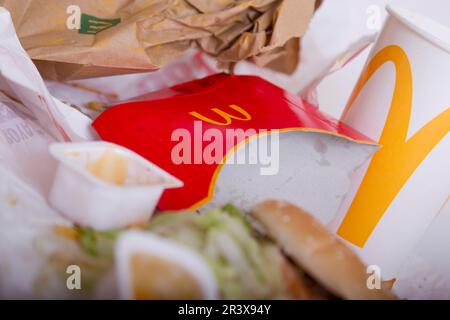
(0, 0, 318, 80)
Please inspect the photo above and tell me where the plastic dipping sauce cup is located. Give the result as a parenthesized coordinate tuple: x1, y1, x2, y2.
(49, 142, 183, 230)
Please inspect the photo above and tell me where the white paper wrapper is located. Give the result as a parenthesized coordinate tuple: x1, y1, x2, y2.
(0, 8, 94, 198)
(46, 50, 216, 105)
(0, 164, 70, 299)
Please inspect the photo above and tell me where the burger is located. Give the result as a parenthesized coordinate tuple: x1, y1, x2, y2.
(43, 200, 395, 300)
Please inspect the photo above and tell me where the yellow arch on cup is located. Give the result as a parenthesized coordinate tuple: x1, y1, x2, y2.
(338, 45, 450, 248)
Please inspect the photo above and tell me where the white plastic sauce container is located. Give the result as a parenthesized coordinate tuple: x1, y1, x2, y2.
(49, 142, 183, 230)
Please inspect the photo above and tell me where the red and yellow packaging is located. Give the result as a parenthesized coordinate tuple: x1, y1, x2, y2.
(93, 74, 374, 212)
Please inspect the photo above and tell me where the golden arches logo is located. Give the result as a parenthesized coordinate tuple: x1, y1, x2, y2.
(338, 45, 450, 247)
(189, 105, 252, 126)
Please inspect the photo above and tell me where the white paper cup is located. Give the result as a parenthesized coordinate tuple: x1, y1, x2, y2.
(49, 142, 183, 230)
(330, 5, 450, 279)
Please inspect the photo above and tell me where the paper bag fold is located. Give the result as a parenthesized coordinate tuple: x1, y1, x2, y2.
(1, 0, 319, 80)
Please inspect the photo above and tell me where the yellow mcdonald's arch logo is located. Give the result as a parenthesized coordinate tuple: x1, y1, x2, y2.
(189, 104, 252, 126)
(338, 45, 450, 248)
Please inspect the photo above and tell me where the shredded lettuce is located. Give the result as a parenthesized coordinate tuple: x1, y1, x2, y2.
(78, 227, 120, 259)
(75, 204, 292, 299)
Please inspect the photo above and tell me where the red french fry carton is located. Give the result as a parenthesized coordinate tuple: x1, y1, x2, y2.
(93, 74, 376, 223)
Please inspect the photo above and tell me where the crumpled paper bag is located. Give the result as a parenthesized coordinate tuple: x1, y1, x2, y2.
(1, 0, 319, 81)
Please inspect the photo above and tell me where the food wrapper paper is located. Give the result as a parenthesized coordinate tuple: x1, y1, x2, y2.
(0, 0, 319, 81)
(0, 8, 93, 198)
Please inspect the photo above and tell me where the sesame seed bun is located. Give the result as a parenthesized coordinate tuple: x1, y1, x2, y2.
(250, 200, 396, 300)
